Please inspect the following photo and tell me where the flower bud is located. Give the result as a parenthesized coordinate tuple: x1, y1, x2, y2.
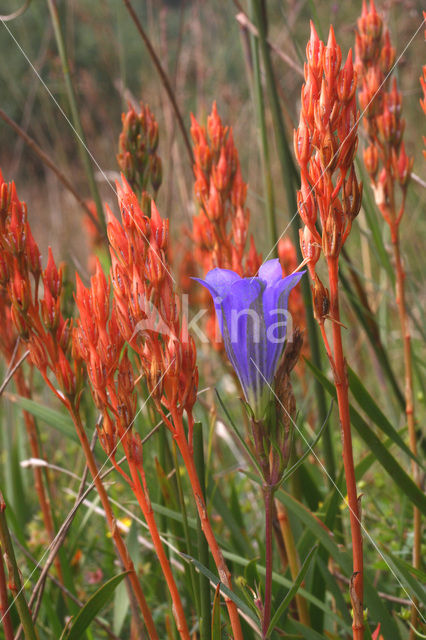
(55, 349, 77, 397)
(28, 334, 47, 371)
(150, 155, 162, 193)
(311, 274, 329, 323)
(363, 143, 379, 179)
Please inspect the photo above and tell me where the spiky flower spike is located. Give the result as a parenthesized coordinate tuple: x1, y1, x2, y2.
(356, 3, 420, 635)
(108, 176, 244, 640)
(188, 102, 262, 352)
(0, 170, 158, 636)
(0, 170, 82, 403)
(191, 101, 261, 277)
(117, 102, 162, 211)
(73, 259, 190, 640)
(294, 24, 364, 639)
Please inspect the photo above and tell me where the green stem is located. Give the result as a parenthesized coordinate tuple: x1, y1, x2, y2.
(0, 492, 38, 640)
(193, 423, 211, 640)
(46, 0, 106, 236)
(248, 1, 278, 257)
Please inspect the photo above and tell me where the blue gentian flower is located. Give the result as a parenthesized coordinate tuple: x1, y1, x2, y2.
(195, 259, 304, 420)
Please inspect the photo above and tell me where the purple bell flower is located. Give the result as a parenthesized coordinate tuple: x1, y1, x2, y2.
(195, 259, 304, 419)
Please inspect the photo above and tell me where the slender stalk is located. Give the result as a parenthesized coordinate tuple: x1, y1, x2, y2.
(122, 0, 193, 165)
(327, 258, 364, 640)
(125, 452, 190, 640)
(391, 230, 421, 636)
(0, 547, 14, 640)
(193, 423, 211, 640)
(248, 0, 278, 257)
(46, 0, 106, 235)
(262, 486, 274, 639)
(0, 492, 37, 640)
(67, 407, 159, 640)
(275, 502, 310, 626)
(173, 414, 243, 640)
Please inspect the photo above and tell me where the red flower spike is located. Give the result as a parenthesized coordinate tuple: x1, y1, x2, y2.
(117, 102, 162, 201)
(0, 253, 10, 286)
(43, 248, 62, 299)
(41, 287, 61, 331)
(25, 225, 41, 280)
(306, 22, 324, 76)
(56, 348, 77, 397)
(10, 267, 31, 313)
(27, 334, 48, 372)
(91, 259, 110, 329)
(337, 50, 356, 103)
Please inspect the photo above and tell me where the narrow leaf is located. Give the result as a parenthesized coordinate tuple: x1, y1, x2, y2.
(7, 394, 78, 443)
(306, 359, 426, 516)
(180, 552, 259, 625)
(64, 572, 129, 640)
(267, 545, 317, 635)
(215, 389, 262, 476)
(347, 366, 422, 468)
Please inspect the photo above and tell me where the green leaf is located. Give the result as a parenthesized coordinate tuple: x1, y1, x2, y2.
(215, 388, 263, 476)
(7, 394, 78, 443)
(211, 583, 222, 640)
(180, 553, 259, 626)
(267, 545, 317, 635)
(114, 521, 139, 636)
(306, 359, 426, 516)
(63, 572, 130, 640)
(271, 486, 400, 639)
(286, 618, 326, 640)
(380, 549, 426, 608)
(281, 402, 333, 484)
(347, 366, 422, 468)
(222, 547, 352, 632)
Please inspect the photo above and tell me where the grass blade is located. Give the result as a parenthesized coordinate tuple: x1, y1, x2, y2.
(347, 366, 422, 467)
(63, 572, 130, 640)
(267, 545, 317, 636)
(306, 359, 426, 515)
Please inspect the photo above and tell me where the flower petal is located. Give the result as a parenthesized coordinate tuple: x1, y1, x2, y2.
(219, 278, 264, 398)
(258, 258, 283, 285)
(262, 271, 305, 379)
(194, 268, 241, 299)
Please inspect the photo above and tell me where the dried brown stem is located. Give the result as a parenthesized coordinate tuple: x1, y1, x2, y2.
(122, 0, 193, 165)
(0, 108, 104, 237)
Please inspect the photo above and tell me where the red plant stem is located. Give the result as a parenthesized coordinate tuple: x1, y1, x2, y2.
(125, 452, 190, 640)
(0, 547, 14, 640)
(327, 257, 364, 640)
(391, 229, 420, 634)
(262, 485, 274, 639)
(13, 370, 64, 583)
(173, 413, 244, 640)
(68, 407, 159, 640)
